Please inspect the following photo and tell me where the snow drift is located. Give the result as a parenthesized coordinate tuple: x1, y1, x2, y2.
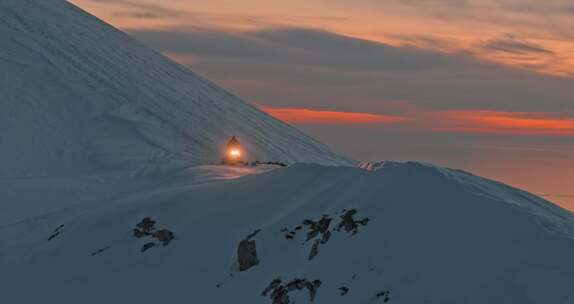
(0, 0, 349, 178)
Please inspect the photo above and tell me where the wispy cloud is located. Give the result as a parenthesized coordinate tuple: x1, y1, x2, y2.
(130, 27, 466, 72)
(482, 35, 554, 55)
(75, 0, 574, 76)
(129, 26, 573, 115)
(262, 107, 407, 125)
(88, 0, 184, 19)
(431, 110, 574, 136)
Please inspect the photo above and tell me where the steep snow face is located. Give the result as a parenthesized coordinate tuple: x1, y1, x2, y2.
(0, 0, 350, 177)
(2, 162, 574, 303)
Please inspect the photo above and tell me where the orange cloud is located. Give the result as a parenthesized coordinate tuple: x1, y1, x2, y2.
(433, 110, 574, 136)
(262, 107, 407, 125)
(262, 107, 574, 135)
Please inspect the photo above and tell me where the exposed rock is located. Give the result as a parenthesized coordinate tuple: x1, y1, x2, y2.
(302, 215, 333, 260)
(135, 217, 156, 235)
(336, 209, 369, 235)
(251, 161, 288, 167)
(237, 230, 261, 271)
(281, 227, 297, 240)
(48, 224, 64, 241)
(309, 239, 320, 261)
(153, 229, 175, 246)
(375, 290, 391, 303)
(320, 230, 331, 244)
(270, 286, 290, 304)
(262, 278, 282, 296)
(133, 217, 175, 253)
(303, 215, 331, 241)
(48, 231, 62, 241)
(306, 279, 322, 301)
(141, 242, 156, 252)
(339, 286, 350, 296)
(90, 246, 111, 256)
(262, 278, 321, 303)
(133, 228, 145, 238)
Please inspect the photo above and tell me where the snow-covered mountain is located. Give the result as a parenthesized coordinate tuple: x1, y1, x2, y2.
(2, 1, 574, 304)
(0, 0, 350, 178)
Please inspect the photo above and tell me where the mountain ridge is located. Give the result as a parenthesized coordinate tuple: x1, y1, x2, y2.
(0, 0, 351, 178)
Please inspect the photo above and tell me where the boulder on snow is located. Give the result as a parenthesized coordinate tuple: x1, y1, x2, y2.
(237, 230, 261, 271)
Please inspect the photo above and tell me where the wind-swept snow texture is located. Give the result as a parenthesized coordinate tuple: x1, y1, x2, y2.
(2, 162, 574, 303)
(0, 0, 350, 178)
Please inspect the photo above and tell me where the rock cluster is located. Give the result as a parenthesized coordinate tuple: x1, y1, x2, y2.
(251, 161, 288, 167)
(303, 215, 332, 242)
(132, 217, 175, 252)
(280, 226, 301, 240)
(335, 209, 370, 235)
(375, 289, 391, 303)
(256, 209, 374, 302)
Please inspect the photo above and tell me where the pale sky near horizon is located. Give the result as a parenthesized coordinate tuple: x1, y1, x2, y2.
(71, 0, 574, 210)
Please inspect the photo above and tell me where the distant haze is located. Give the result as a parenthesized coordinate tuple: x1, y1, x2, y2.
(72, 0, 574, 210)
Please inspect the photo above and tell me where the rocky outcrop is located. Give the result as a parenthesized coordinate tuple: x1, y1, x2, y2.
(237, 229, 261, 271)
(132, 217, 175, 252)
(256, 209, 372, 300)
(335, 209, 370, 235)
(303, 215, 331, 241)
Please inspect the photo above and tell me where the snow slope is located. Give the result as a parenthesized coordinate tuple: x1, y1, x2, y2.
(2, 162, 574, 303)
(0, 0, 350, 178)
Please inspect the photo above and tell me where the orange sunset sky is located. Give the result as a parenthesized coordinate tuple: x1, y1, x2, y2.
(71, 0, 574, 210)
